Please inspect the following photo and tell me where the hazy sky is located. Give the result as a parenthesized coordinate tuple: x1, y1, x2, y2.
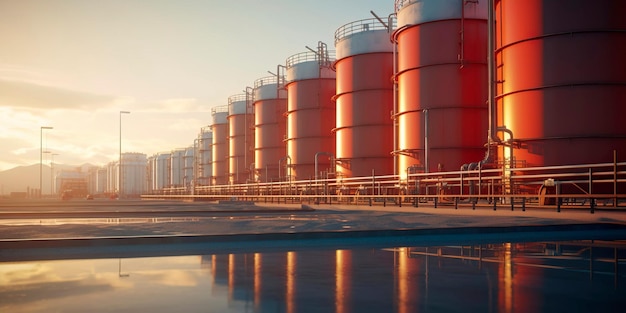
(0, 0, 393, 171)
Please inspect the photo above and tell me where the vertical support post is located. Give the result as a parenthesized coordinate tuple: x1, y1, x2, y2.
(478, 164, 482, 197)
(614, 150, 618, 208)
(556, 182, 561, 213)
(522, 197, 526, 211)
(460, 171, 464, 198)
(589, 167, 595, 214)
(455, 197, 458, 210)
(423, 109, 429, 174)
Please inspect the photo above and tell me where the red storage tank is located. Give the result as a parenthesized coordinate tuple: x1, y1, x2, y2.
(211, 106, 229, 186)
(253, 75, 287, 183)
(333, 17, 394, 178)
(228, 94, 254, 184)
(495, 0, 626, 167)
(285, 42, 337, 181)
(394, 0, 488, 176)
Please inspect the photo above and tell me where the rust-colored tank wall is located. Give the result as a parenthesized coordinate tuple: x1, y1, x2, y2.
(286, 78, 336, 180)
(228, 98, 254, 185)
(495, 0, 626, 166)
(254, 96, 287, 182)
(211, 121, 228, 186)
(335, 52, 394, 178)
(395, 15, 488, 174)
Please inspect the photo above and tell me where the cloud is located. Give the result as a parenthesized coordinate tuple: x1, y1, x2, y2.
(0, 78, 118, 110)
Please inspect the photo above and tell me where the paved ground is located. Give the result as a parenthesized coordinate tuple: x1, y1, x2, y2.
(1, 199, 625, 261)
(0, 198, 624, 240)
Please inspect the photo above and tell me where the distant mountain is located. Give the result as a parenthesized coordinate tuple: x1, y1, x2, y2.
(0, 163, 100, 195)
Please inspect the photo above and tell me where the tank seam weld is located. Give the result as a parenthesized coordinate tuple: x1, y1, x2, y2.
(394, 106, 487, 117)
(395, 61, 487, 77)
(333, 88, 394, 99)
(495, 82, 626, 99)
(495, 29, 626, 52)
(332, 123, 393, 132)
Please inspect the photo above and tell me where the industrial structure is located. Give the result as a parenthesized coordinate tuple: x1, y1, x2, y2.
(285, 42, 337, 181)
(334, 16, 395, 178)
(61, 0, 625, 207)
(253, 74, 287, 183)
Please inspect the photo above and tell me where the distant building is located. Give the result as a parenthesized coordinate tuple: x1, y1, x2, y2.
(57, 168, 88, 198)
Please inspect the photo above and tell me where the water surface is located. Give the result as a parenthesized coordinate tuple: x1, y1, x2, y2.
(1, 241, 625, 312)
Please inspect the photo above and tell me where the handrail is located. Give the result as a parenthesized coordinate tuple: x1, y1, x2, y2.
(254, 75, 283, 88)
(334, 17, 396, 43)
(144, 160, 625, 211)
(286, 50, 337, 68)
(211, 105, 228, 114)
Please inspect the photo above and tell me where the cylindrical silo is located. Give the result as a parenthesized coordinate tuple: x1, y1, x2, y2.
(146, 155, 155, 194)
(211, 106, 229, 186)
(94, 168, 107, 195)
(197, 127, 213, 186)
(170, 148, 185, 188)
(183, 146, 194, 189)
(285, 42, 337, 181)
(155, 152, 170, 191)
(120, 152, 147, 197)
(394, 0, 488, 176)
(334, 17, 394, 178)
(253, 75, 287, 183)
(495, 0, 626, 167)
(106, 161, 117, 193)
(228, 94, 254, 184)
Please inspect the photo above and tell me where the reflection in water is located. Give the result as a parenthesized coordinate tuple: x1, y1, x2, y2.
(502, 242, 512, 313)
(335, 249, 351, 313)
(396, 247, 418, 313)
(1, 241, 625, 312)
(254, 253, 261, 312)
(286, 251, 296, 313)
(228, 253, 234, 302)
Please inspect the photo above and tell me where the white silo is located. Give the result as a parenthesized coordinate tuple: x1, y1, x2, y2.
(96, 168, 107, 195)
(120, 152, 147, 197)
(106, 161, 118, 193)
(146, 155, 155, 194)
(183, 146, 195, 189)
(170, 149, 185, 188)
(155, 152, 170, 191)
(197, 127, 213, 186)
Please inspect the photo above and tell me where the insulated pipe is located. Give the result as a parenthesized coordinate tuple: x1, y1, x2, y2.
(278, 155, 291, 182)
(423, 109, 429, 173)
(497, 126, 514, 168)
(244, 86, 254, 180)
(315, 152, 334, 180)
(390, 13, 399, 176)
(192, 138, 198, 195)
(487, 0, 498, 146)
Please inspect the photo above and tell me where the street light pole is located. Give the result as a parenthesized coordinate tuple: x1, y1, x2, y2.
(40, 126, 53, 198)
(119, 111, 130, 199)
(51, 153, 59, 195)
